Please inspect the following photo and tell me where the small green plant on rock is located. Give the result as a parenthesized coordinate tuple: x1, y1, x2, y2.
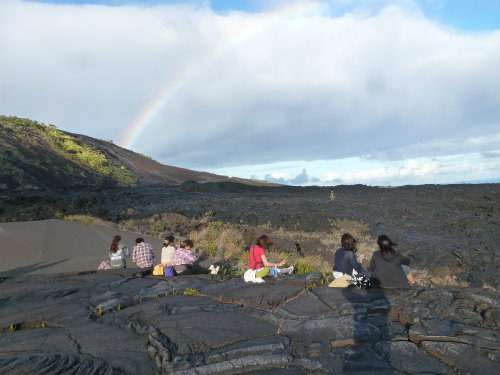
(184, 288, 201, 296)
(259, 221, 273, 230)
(150, 223, 161, 237)
(123, 219, 135, 230)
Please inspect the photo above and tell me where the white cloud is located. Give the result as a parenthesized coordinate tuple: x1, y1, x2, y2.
(0, 0, 498, 184)
(362, 132, 500, 161)
(465, 134, 500, 146)
(270, 172, 293, 180)
(317, 154, 499, 185)
(324, 172, 341, 182)
(338, 160, 440, 184)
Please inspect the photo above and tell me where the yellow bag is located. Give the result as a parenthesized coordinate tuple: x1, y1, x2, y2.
(153, 263, 166, 276)
(328, 274, 352, 288)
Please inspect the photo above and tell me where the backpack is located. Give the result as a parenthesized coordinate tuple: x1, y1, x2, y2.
(164, 265, 176, 277)
(153, 263, 165, 276)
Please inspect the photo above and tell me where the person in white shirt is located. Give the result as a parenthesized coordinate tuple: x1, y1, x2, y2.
(161, 234, 176, 264)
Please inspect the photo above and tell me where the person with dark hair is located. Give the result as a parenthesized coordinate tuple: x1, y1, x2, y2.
(132, 237, 155, 268)
(333, 233, 368, 278)
(246, 235, 293, 280)
(170, 239, 208, 275)
(370, 234, 416, 288)
(109, 235, 129, 269)
(161, 234, 176, 264)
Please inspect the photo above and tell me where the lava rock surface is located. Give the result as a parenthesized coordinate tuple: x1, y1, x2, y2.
(1, 270, 499, 374)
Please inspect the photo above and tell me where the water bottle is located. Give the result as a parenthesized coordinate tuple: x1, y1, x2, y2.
(273, 266, 278, 278)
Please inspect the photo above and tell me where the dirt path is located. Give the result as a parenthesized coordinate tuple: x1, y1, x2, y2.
(0, 219, 163, 276)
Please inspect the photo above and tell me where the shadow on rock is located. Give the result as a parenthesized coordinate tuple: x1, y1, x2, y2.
(340, 287, 393, 374)
(0, 259, 70, 277)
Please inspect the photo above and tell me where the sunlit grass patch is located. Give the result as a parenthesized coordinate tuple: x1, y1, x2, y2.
(190, 220, 246, 260)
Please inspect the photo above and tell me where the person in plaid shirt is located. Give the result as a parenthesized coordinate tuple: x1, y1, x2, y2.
(170, 239, 206, 275)
(170, 239, 197, 265)
(132, 238, 155, 268)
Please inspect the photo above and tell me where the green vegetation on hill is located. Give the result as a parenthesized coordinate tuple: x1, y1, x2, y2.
(0, 115, 136, 189)
(41, 125, 136, 186)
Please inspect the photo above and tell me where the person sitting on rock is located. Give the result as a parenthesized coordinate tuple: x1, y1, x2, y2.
(132, 237, 155, 268)
(170, 239, 209, 275)
(161, 234, 176, 264)
(109, 235, 129, 269)
(333, 233, 369, 278)
(370, 234, 416, 288)
(247, 235, 293, 280)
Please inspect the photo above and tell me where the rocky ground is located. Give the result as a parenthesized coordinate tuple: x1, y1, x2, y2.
(1, 183, 499, 374)
(1, 269, 499, 375)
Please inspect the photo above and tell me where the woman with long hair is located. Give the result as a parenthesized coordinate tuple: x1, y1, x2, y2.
(370, 234, 416, 287)
(247, 234, 293, 279)
(109, 235, 129, 269)
(333, 233, 368, 278)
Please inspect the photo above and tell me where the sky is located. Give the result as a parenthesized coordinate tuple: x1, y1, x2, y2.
(0, 0, 499, 186)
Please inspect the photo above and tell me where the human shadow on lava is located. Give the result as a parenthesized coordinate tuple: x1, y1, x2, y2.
(340, 286, 394, 374)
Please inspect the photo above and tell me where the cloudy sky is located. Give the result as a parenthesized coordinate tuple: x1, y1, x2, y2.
(1, 0, 499, 186)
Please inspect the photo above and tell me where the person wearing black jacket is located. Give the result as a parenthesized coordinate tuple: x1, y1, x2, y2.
(370, 234, 416, 288)
(333, 233, 369, 278)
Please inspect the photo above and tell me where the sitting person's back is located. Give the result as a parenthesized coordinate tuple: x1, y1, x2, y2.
(170, 239, 208, 275)
(161, 235, 176, 264)
(333, 233, 367, 277)
(370, 235, 410, 288)
(132, 237, 155, 268)
(109, 235, 129, 269)
(110, 244, 129, 269)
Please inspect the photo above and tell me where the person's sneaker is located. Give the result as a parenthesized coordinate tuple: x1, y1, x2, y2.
(280, 266, 294, 275)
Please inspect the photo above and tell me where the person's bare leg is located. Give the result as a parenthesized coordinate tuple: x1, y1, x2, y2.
(407, 273, 416, 285)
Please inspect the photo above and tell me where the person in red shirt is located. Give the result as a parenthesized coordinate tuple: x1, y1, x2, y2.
(249, 235, 291, 278)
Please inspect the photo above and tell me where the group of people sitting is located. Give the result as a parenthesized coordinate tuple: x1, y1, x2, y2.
(106, 231, 416, 288)
(107, 234, 212, 275)
(333, 232, 416, 288)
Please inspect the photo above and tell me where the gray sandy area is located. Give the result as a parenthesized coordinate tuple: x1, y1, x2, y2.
(0, 219, 163, 276)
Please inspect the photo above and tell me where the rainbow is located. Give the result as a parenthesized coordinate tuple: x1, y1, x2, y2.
(119, 0, 313, 150)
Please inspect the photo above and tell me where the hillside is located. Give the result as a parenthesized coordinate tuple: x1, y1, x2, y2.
(0, 116, 269, 191)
